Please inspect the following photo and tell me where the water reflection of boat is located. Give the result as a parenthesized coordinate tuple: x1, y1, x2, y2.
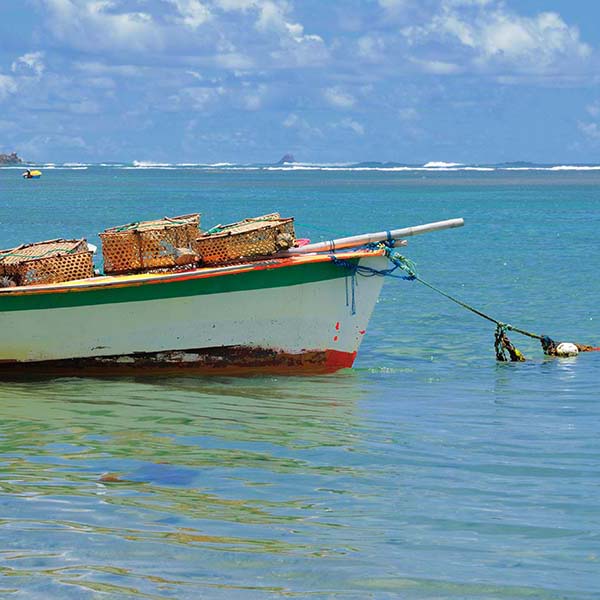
(0, 219, 463, 376)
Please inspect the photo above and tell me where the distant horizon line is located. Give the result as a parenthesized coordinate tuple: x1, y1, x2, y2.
(3, 160, 600, 172)
(4, 159, 600, 166)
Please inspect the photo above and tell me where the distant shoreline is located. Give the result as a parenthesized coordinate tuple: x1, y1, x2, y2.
(0, 152, 22, 165)
(2, 160, 600, 172)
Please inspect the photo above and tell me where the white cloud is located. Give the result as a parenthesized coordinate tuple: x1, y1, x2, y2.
(411, 58, 461, 74)
(19, 134, 90, 160)
(74, 62, 142, 77)
(214, 0, 327, 65)
(336, 118, 365, 135)
(398, 107, 419, 121)
(69, 99, 102, 114)
(11, 52, 46, 78)
(324, 87, 355, 109)
(283, 113, 299, 128)
(41, 0, 326, 69)
(168, 0, 211, 29)
(282, 113, 323, 139)
(172, 86, 226, 111)
(378, 0, 416, 12)
(578, 121, 600, 140)
(216, 0, 256, 9)
(44, 0, 162, 52)
(243, 95, 262, 110)
(357, 35, 385, 61)
(0, 75, 18, 101)
(240, 84, 267, 110)
(215, 53, 254, 69)
(586, 102, 600, 118)
(401, 1, 591, 74)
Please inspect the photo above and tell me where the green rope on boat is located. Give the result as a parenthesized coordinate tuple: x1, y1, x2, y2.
(382, 245, 543, 341)
(204, 217, 283, 236)
(113, 222, 141, 232)
(205, 225, 225, 235)
(112, 217, 194, 233)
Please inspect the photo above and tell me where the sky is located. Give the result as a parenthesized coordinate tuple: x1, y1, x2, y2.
(1, 0, 599, 164)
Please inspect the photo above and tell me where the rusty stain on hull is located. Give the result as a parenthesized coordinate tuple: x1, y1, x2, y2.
(0, 346, 357, 378)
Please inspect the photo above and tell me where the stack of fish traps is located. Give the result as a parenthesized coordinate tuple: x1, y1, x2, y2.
(0, 239, 94, 286)
(194, 213, 296, 266)
(99, 214, 200, 274)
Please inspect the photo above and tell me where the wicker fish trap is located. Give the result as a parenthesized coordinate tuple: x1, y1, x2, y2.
(194, 214, 295, 266)
(0, 238, 94, 286)
(99, 213, 200, 274)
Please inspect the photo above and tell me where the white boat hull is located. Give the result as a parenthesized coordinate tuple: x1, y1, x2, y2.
(0, 251, 388, 375)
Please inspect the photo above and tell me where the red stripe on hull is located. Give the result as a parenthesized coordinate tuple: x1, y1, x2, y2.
(0, 346, 357, 378)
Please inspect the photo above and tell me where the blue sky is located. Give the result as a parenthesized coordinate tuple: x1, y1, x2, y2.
(0, 0, 599, 163)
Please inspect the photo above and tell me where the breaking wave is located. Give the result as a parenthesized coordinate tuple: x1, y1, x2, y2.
(423, 161, 463, 168)
(5, 161, 600, 173)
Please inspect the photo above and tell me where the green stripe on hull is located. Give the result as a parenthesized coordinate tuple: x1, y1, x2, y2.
(0, 259, 357, 312)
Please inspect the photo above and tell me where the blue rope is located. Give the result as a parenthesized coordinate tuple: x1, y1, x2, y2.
(329, 251, 416, 315)
(329, 254, 416, 281)
(335, 244, 545, 343)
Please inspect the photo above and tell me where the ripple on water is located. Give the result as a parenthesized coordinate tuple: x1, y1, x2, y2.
(1, 170, 600, 598)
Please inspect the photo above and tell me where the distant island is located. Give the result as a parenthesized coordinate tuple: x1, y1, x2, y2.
(0, 152, 22, 165)
(277, 153, 296, 164)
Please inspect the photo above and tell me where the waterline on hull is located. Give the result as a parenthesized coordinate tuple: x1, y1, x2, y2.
(0, 346, 357, 377)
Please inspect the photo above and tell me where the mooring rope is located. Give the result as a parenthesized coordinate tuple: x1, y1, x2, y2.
(330, 243, 598, 361)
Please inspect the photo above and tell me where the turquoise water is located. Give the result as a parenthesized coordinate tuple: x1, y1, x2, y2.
(1, 167, 599, 598)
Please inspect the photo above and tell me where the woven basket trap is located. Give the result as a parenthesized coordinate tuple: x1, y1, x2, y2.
(194, 216, 295, 266)
(99, 213, 200, 274)
(0, 238, 94, 286)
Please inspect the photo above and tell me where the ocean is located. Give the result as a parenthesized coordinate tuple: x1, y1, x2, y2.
(0, 164, 599, 599)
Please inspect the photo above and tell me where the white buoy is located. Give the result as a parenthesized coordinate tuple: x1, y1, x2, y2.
(555, 342, 579, 357)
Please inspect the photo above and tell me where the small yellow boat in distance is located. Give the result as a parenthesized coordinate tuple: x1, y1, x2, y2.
(22, 169, 42, 179)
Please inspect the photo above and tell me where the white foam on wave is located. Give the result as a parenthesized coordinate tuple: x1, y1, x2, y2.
(122, 165, 177, 170)
(459, 166, 495, 171)
(218, 166, 260, 170)
(265, 165, 321, 171)
(28, 161, 600, 173)
(423, 161, 463, 168)
(45, 166, 89, 170)
(132, 160, 172, 168)
(282, 161, 356, 168)
(550, 165, 600, 171)
(265, 165, 418, 171)
(502, 165, 600, 171)
(265, 165, 497, 172)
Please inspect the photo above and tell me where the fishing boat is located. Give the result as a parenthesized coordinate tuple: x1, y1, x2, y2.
(22, 169, 42, 179)
(0, 219, 463, 376)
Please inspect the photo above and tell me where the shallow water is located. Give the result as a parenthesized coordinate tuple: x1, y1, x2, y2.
(0, 168, 599, 598)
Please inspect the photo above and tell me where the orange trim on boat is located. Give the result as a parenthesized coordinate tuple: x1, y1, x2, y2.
(0, 249, 385, 298)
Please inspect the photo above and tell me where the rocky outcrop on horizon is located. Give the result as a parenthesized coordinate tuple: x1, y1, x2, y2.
(277, 153, 296, 164)
(0, 152, 22, 164)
